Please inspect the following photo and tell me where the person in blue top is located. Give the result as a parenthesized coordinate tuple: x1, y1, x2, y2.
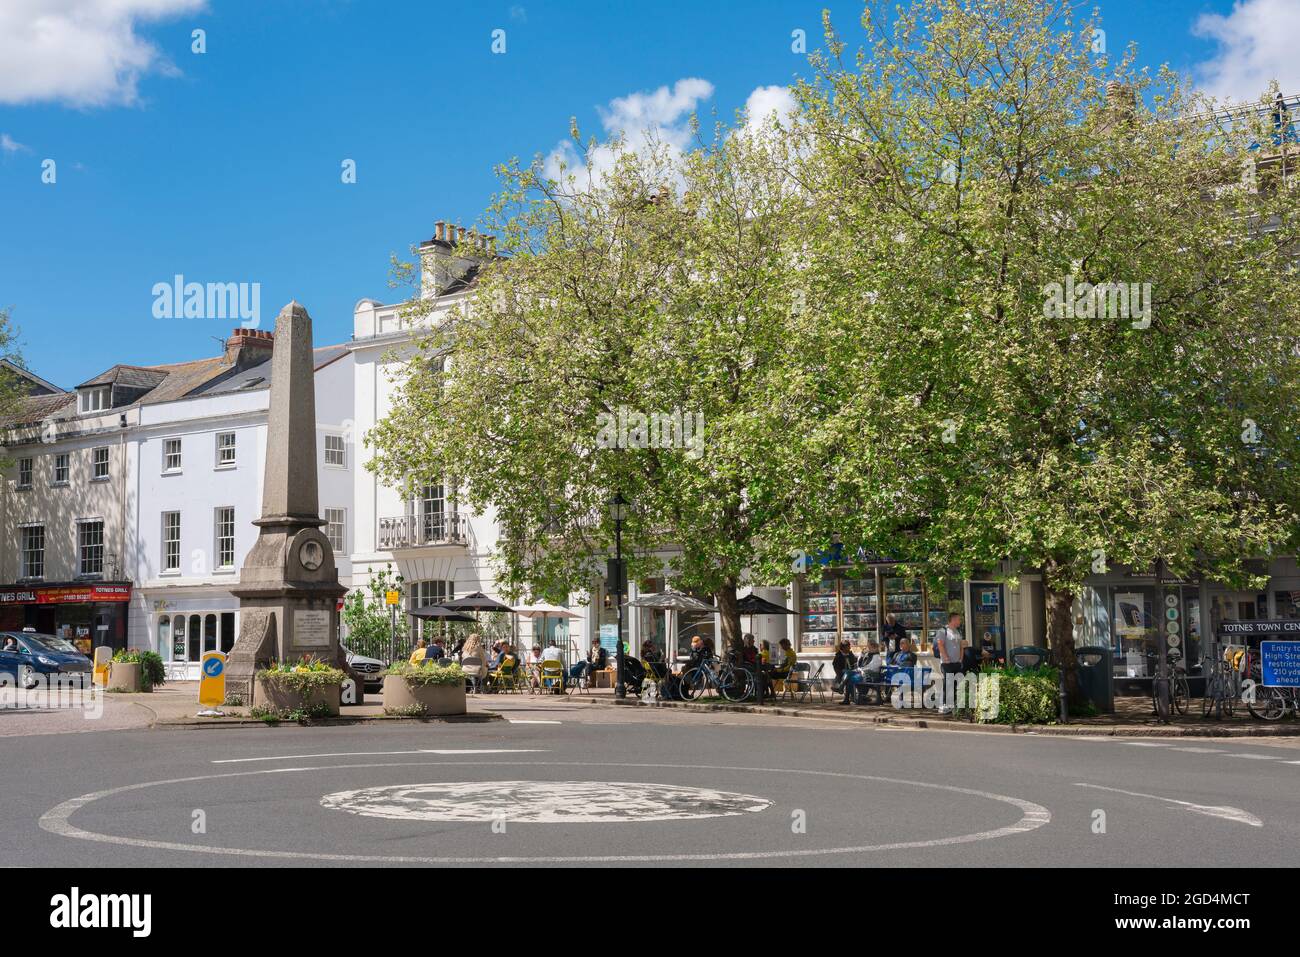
(891, 637, 917, 667)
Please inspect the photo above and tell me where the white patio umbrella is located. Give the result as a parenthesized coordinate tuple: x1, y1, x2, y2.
(513, 603, 580, 659)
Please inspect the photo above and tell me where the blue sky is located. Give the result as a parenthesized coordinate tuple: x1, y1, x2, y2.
(0, 0, 1296, 388)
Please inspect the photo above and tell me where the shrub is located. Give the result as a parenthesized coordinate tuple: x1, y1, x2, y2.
(111, 649, 142, 664)
(250, 702, 334, 724)
(139, 651, 166, 690)
(384, 662, 465, 686)
(384, 703, 429, 717)
(978, 670, 1058, 724)
(256, 657, 347, 694)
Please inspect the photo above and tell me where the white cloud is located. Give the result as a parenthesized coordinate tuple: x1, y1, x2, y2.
(0, 0, 205, 108)
(1193, 0, 1300, 102)
(740, 85, 797, 136)
(544, 77, 715, 183)
(1, 133, 29, 153)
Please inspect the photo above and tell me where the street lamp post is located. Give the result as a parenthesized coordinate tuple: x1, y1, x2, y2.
(610, 493, 628, 700)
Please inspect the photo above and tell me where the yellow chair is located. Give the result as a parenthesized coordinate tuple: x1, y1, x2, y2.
(539, 658, 564, 694)
(489, 656, 520, 693)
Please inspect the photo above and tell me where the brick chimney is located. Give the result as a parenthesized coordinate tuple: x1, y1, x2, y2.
(224, 328, 275, 367)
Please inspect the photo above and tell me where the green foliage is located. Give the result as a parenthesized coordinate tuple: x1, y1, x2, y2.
(385, 662, 466, 686)
(342, 565, 406, 661)
(384, 703, 429, 717)
(982, 673, 1060, 724)
(249, 702, 334, 724)
(256, 658, 346, 694)
(223, 693, 245, 707)
(111, 649, 142, 664)
(138, 651, 165, 690)
(795, 0, 1300, 636)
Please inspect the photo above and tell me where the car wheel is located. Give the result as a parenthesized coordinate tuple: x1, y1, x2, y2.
(18, 665, 37, 689)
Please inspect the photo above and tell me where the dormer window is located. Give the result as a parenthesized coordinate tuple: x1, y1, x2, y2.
(79, 386, 111, 413)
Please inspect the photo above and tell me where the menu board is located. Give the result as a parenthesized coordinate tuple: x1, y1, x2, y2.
(801, 577, 839, 650)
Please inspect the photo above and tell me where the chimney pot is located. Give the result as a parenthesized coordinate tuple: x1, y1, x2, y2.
(434, 221, 445, 242)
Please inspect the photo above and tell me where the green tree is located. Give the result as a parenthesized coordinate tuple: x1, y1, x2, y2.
(368, 121, 826, 657)
(341, 565, 407, 661)
(795, 0, 1300, 696)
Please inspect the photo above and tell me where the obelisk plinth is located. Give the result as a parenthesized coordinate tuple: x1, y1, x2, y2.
(226, 301, 347, 701)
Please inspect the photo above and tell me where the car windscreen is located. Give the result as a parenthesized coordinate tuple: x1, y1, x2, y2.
(17, 634, 68, 655)
(33, 634, 80, 654)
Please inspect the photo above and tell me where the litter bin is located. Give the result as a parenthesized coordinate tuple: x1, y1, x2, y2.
(1075, 645, 1114, 713)
(1008, 645, 1050, 670)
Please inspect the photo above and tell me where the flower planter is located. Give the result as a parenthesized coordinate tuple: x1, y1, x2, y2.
(108, 662, 144, 693)
(382, 675, 467, 716)
(253, 677, 341, 716)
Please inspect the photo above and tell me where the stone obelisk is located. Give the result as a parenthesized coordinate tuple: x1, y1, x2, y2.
(226, 301, 346, 701)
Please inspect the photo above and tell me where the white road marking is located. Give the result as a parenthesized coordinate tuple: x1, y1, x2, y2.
(1074, 783, 1262, 827)
(212, 749, 546, 765)
(39, 760, 1051, 864)
(1169, 747, 1225, 754)
(1226, 753, 1281, 760)
(1125, 742, 1175, 747)
(506, 719, 562, 724)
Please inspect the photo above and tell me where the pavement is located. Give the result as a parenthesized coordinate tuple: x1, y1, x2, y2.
(3, 680, 1296, 736)
(4, 691, 1300, 867)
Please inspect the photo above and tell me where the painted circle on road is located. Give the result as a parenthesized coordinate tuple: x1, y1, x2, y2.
(321, 780, 771, 822)
(39, 760, 1051, 864)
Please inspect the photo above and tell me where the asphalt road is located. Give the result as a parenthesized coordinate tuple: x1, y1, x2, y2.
(4, 698, 1299, 867)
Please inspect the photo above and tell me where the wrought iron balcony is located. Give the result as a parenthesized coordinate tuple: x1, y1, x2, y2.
(377, 512, 470, 550)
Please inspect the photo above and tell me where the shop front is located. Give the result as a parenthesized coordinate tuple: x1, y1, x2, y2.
(0, 582, 132, 655)
(148, 593, 238, 681)
(796, 565, 1001, 660)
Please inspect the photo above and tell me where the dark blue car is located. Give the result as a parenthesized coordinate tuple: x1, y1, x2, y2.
(0, 631, 93, 689)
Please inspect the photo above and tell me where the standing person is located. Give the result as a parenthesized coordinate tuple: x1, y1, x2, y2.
(881, 613, 908, 654)
(933, 612, 966, 715)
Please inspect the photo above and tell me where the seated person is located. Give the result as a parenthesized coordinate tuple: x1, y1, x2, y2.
(832, 639, 857, 691)
(640, 640, 662, 664)
(684, 635, 711, 672)
(891, 637, 918, 668)
(408, 639, 430, 667)
(741, 634, 758, 667)
(428, 639, 446, 661)
(767, 638, 797, 694)
(1, 636, 16, 652)
(841, 641, 884, 705)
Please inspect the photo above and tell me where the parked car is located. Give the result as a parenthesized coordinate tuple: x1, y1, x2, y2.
(341, 640, 385, 693)
(0, 630, 93, 689)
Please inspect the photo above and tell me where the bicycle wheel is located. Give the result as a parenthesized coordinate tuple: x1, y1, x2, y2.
(720, 666, 752, 703)
(678, 667, 707, 701)
(1247, 685, 1286, 721)
(1172, 675, 1189, 716)
(1200, 680, 1220, 720)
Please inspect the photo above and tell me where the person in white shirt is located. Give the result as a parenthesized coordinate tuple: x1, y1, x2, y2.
(933, 613, 966, 714)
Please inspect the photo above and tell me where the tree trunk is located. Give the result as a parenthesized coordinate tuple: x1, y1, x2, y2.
(1042, 569, 1081, 706)
(716, 580, 744, 663)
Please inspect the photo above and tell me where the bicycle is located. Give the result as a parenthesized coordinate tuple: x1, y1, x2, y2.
(1201, 657, 1237, 720)
(1244, 656, 1299, 720)
(1150, 651, 1190, 716)
(678, 656, 751, 703)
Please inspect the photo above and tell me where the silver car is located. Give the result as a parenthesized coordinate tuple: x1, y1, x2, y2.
(341, 641, 385, 693)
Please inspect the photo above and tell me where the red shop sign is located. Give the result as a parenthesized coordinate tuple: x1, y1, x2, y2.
(0, 584, 132, 605)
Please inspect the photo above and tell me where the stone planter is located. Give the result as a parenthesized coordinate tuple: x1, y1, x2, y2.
(253, 677, 341, 716)
(108, 662, 144, 693)
(382, 675, 467, 716)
